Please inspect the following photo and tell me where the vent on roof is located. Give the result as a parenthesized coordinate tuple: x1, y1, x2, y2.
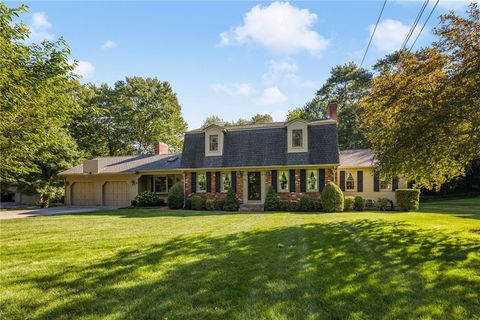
(167, 156, 179, 162)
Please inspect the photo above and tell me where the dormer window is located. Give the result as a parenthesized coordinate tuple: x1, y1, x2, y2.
(209, 135, 219, 152)
(287, 119, 308, 153)
(292, 129, 303, 148)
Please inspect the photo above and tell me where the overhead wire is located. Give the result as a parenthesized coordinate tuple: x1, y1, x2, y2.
(400, 0, 430, 51)
(360, 0, 388, 67)
(408, 0, 440, 51)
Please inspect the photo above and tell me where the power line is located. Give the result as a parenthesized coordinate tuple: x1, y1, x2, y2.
(360, 0, 388, 67)
(409, 0, 440, 51)
(400, 0, 429, 51)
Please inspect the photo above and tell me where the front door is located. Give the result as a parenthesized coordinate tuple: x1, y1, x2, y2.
(247, 172, 261, 201)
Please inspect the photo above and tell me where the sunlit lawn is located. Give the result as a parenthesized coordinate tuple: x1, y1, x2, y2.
(1, 198, 479, 319)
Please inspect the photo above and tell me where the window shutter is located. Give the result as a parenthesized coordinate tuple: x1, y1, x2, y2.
(374, 174, 380, 192)
(339, 171, 345, 191)
(231, 171, 237, 192)
(151, 176, 154, 192)
(215, 172, 221, 192)
(206, 172, 212, 192)
(300, 169, 306, 192)
(357, 171, 363, 192)
(408, 180, 414, 189)
(318, 169, 326, 191)
(289, 170, 296, 192)
(392, 178, 399, 191)
(271, 170, 278, 192)
(191, 172, 196, 193)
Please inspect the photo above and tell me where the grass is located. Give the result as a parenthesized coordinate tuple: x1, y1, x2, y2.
(1, 198, 479, 319)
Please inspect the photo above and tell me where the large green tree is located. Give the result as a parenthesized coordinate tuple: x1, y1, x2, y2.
(361, 4, 480, 189)
(0, 3, 81, 206)
(201, 113, 273, 128)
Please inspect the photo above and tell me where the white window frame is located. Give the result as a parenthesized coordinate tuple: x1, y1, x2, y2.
(221, 172, 232, 192)
(153, 175, 175, 194)
(306, 170, 318, 192)
(197, 172, 207, 192)
(278, 171, 289, 192)
(346, 172, 356, 191)
(380, 178, 392, 191)
(209, 134, 219, 152)
(292, 129, 303, 148)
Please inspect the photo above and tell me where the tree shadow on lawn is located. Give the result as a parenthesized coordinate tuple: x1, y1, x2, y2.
(10, 220, 480, 320)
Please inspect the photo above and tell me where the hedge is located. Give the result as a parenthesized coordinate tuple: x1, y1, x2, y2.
(354, 196, 365, 211)
(321, 182, 344, 212)
(344, 196, 355, 211)
(167, 183, 184, 209)
(395, 189, 420, 211)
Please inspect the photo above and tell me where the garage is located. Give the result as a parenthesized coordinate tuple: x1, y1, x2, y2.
(71, 182, 95, 206)
(103, 181, 130, 206)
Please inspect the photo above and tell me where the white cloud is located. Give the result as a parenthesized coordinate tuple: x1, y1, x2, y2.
(262, 59, 316, 88)
(370, 19, 426, 52)
(32, 12, 52, 29)
(211, 83, 254, 96)
(27, 12, 54, 42)
(262, 109, 288, 122)
(101, 40, 117, 49)
(259, 86, 287, 105)
(68, 60, 95, 79)
(218, 2, 329, 55)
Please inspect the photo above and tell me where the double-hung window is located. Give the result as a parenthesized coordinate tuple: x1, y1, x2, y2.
(197, 172, 207, 192)
(292, 129, 303, 148)
(346, 172, 355, 191)
(307, 170, 318, 191)
(209, 135, 219, 152)
(380, 178, 391, 191)
(278, 171, 289, 192)
(221, 172, 232, 192)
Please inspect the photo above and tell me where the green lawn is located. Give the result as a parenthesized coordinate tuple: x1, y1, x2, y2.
(1, 198, 479, 320)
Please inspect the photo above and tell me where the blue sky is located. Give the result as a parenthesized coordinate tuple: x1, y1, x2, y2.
(12, 0, 471, 129)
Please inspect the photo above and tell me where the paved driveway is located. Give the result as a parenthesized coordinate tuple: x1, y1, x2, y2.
(0, 206, 119, 219)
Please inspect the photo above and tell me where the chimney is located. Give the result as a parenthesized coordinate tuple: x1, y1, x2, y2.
(327, 102, 338, 121)
(154, 142, 170, 155)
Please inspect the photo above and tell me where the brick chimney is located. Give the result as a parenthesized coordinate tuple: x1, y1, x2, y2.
(327, 102, 338, 121)
(154, 142, 169, 155)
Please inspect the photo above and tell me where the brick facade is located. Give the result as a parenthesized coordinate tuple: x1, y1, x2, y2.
(185, 171, 243, 203)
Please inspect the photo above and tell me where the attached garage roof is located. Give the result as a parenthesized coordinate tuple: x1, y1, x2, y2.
(339, 149, 374, 167)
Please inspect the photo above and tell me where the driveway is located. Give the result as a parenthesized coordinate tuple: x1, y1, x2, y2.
(0, 206, 119, 219)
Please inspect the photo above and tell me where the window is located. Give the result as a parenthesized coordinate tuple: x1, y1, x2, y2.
(307, 170, 318, 191)
(221, 172, 232, 192)
(346, 172, 355, 191)
(209, 135, 219, 152)
(380, 178, 391, 191)
(292, 129, 303, 148)
(154, 176, 167, 193)
(197, 172, 207, 192)
(278, 171, 289, 192)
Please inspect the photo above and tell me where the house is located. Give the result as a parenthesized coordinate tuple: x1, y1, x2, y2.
(60, 103, 406, 208)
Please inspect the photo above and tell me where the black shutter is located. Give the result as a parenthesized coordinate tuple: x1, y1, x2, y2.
(231, 171, 237, 192)
(374, 174, 380, 192)
(339, 171, 345, 191)
(191, 172, 196, 193)
(392, 177, 399, 191)
(319, 169, 325, 191)
(300, 169, 306, 192)
(408, 180, 414, 189)
(215, 172, 221, 192)
(357, 171, 363, 192)
(271, 170, 278, 192)
(206, 172, 212, 192)
(151, 176, 154, 192)
(289, 170, 296, 192)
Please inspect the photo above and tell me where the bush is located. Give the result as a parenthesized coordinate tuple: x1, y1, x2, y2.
(344, 196, 355, 211)
(223, 188, 239, 211)
(396, 189, 420, 211)
(190, 195, 203, 210)
(313, 200, 323, 212)
(321, 182, 344, 212)
(290, 200, 298, 211)
(264, 186, 280, 211)
(136, 191, 160, 207)
(354, 196, 365, 211)
(185, 197, 192, 209)
(377, 197, 388, 211)
(167, 183, 184, 209)
(206, 199, 215, 211)
(215, 199, 225, 211)
(298, 195, 313, 211)
(130, 200, 138, 207)
(279, 201, 289, 211)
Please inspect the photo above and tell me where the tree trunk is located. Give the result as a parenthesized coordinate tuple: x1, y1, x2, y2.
(40, 194, 50, 208)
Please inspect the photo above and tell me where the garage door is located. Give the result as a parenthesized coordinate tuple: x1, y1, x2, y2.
(71, 182, 95, 206)
(103, 181, 130, 206)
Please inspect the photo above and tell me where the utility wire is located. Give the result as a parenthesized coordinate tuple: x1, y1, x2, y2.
(360, 0, 388, 67)
(409, 0, 440, 51)
(400, 0, 429, 51)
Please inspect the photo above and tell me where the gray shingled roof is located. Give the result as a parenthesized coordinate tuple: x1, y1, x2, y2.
(60, 154, 182, 175)
(180, 124, 340, 168)
(339, 149, 374, 167)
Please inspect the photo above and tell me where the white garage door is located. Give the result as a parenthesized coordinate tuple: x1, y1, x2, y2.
(72, 182, 95, 206)
(103, 181, 130, 206)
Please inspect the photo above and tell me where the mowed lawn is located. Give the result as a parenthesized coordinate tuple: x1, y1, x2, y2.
(1, 198, 479, 320)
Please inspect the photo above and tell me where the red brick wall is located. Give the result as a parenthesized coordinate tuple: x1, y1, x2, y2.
(184, 171, 242, 203)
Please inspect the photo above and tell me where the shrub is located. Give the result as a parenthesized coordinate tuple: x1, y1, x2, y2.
(344, 196, 355, 211)
(377, 197, 388, 211)
(205, 199, 215, 211)
(190, 195, 203, 210)
(290, 200, 298, 211)
(298, 195, 313, 211)
(167, 182, 184, 209)
(130, 200, 138, 207)
(396, 189, 420, 211)
(223, 188, 239, 211)
(279, 201, 289, 211)
(215, 199, 225, 211)
(354, 196, 365, 211)
(321, 182, 344, 212)
(185, 197, 192, 209)
(136, 191, 160, 207)
(264, 186, 280, 211)
(313, 200, 323, 212)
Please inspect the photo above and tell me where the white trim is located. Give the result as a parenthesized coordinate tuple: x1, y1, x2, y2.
(306, 169, 318, 192)
(278, 170, 290, 192)
(221, 171, 232, 193)
(345, 172, 356, 191)
(196, 172, 207, 192)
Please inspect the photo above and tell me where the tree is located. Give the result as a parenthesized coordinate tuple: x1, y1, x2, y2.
(202, 115, 228, 128)
(361, 4, 480, 189)
(0, 3, 81, 206)
(287, 63, 373, 149)
(250, 113, 272, 124)
(201, 113, 273, 128)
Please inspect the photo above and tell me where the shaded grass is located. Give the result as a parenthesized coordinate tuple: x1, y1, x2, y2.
(1, 200, 479, 319)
